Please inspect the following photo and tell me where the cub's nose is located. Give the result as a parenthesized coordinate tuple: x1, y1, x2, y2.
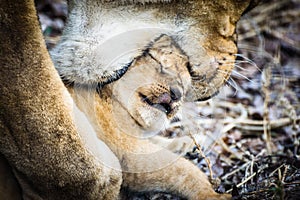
(157, 86, 182, 105)
(155, 93, 173, 116)
(157, 92, 172, 105)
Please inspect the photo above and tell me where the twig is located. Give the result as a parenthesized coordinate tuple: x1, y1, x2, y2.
(281, 164, 288, 184)
(188, 132, 214, 181)
(235, 117, 299, 131)
(226, 170, 261, 193)
(192, 114, 298, 133)
(217, 138, 245, 161)
(261, 64, 273, 154)
(269, 163, 285, 177)
(221, 161, 250, 180)
(283, 182, 300, 186)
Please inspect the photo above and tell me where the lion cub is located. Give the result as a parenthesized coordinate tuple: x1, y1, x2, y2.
(61, 34, 230, 199)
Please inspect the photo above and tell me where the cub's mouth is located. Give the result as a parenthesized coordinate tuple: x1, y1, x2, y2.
(139, 92, 178, 118)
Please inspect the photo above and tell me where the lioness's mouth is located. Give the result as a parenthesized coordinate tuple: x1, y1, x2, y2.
(139, 93, 173, 116)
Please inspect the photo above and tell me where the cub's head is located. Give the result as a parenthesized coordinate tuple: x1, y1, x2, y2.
(111, 35, 190, 133)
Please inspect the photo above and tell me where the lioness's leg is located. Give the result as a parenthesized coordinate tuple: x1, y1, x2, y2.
(0, 1, 122, 199)
(0, 153, 21, 200)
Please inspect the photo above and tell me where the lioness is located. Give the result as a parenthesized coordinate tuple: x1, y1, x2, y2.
(0, 0, 258, 199)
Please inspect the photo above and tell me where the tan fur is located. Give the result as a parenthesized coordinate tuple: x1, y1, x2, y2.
(0, 0, 258, 199)
(0, 1, 121, 199)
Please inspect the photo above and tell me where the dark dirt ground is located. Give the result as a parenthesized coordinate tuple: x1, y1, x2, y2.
(35, 0, 300, 199)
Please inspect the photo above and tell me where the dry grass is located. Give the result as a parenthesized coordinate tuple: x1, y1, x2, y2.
(188, 1, 300, 199)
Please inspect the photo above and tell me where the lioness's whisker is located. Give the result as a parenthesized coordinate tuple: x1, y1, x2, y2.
(226, 77, 239, 95)
(232, 70, 254, 82)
